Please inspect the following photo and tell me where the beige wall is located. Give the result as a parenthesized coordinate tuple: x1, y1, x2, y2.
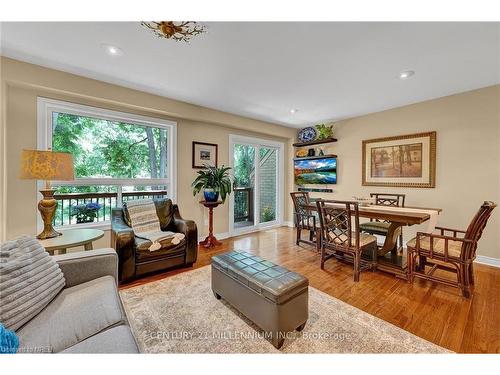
(309, 85, 500, 259)
(1, 57, 499, 260)
(0, 57, 296, 247)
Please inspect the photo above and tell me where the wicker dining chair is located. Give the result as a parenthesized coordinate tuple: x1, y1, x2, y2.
(407, 201, 496, 298)
(316, 199, 377, 281)
(290, 192, 320, 250)
(359, 193, 406, 251)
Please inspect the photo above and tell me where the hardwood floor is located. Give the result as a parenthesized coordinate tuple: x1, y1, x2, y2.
(121, 227, 500, 353)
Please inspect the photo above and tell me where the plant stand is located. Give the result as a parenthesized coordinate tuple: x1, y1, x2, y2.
(199, 200, 222, 248)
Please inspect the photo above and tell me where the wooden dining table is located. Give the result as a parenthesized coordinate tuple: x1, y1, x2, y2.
(304, 202, 442, 278)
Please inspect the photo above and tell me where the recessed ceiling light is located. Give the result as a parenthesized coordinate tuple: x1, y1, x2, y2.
(290, 109, 299, 114)
(101, 44, 123, 57)
(399, 70, 415, 80)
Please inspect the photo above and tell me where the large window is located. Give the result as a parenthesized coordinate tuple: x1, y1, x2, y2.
(37, 98, 177, 229)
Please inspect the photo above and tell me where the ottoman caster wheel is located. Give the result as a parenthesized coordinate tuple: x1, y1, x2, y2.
(296, 322, 306, 332)
(213, 291, 221, 300)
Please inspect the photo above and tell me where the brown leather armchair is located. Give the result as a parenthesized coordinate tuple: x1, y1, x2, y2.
(111, 198, 198, 283)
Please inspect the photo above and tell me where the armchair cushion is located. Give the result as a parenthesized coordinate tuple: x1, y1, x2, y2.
(407, 236, 462, 258)
(135, 237, 187, 260)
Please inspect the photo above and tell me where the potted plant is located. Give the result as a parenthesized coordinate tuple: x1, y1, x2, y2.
(192, 165, 233, 203)
(70, 202, 102, 224)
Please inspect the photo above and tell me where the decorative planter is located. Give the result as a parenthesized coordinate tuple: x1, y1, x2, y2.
(204, 189, 219, 202)
(76, 217, 95, 224)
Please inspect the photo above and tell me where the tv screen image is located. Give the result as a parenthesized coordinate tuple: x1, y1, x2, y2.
(294, 157, 337, 185)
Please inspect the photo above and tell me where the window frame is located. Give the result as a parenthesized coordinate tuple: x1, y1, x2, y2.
(36, 97, 177, 230)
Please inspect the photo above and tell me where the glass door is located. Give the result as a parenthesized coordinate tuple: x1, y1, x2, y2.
(232, 143, 256, 230)
(230, 136, 281, 234)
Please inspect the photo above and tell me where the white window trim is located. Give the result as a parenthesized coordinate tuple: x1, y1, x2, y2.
(36, 97, 177, 231)
(228, 134, 285, 236)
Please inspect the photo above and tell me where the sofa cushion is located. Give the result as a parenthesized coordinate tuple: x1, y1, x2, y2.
(0, 236, 65, 331)
(61, 326, 139, 353)
(17, 275, 126, 353)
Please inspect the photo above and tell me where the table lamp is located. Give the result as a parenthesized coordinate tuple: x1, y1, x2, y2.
(19, 149, 75, 239)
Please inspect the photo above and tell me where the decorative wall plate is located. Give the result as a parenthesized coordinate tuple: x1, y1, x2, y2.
(298, 127, 317, 143)
(295, 149, 308, 158)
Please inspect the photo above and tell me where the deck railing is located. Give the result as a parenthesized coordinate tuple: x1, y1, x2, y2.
(53, 190, 168, 226)
(234, 187, 253, 222)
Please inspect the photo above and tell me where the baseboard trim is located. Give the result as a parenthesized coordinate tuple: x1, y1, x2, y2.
(198, 232, 230, 243)
(198, 223, 296, 243)
(475, 255, 500, 268)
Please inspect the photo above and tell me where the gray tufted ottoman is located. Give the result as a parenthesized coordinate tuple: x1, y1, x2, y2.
(211, 250, 309, 349)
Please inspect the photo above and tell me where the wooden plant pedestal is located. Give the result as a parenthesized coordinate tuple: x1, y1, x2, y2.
(199, 200, 223, 248)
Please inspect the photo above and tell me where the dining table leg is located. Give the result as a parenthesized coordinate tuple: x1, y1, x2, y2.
(379, 222, 403, 256)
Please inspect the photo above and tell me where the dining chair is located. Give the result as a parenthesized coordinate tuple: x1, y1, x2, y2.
(407, 201, 496, 298)
(316, 199, 377, 281)
(359, 193, 406, 251)
(290, 192, 320, 250)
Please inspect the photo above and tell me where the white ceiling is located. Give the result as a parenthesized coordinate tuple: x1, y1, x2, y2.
(1, 22, 499, 128)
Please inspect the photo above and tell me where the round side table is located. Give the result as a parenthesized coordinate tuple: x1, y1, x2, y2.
(199, 200, 223, 248)
(38, 228, 105, 255)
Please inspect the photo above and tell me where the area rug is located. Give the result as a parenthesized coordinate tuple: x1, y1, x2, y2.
(119, 266, 449, 353)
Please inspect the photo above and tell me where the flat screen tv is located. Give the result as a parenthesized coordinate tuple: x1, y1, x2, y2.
(294, 157, 337, 185)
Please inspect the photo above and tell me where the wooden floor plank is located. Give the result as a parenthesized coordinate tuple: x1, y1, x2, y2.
(120, 227, 499, 353)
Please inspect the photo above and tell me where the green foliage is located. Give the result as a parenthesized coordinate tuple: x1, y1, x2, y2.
(261, 206, 275, 222)
(51, 112, 168, 186)
(192, 165, 233, 203)
(70, 202, 102, 223)
(233, 144, 255, 187)
(315, 123, 334, 140)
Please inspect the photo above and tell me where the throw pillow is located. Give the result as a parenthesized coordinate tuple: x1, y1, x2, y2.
(0, 236, 65, 331)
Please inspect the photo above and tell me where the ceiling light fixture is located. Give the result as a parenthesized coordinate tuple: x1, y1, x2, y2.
(399, 70, 415, 80)
(141, 21, 206, 43)
(290, 109, 299, 114)
(102, 44, 123, 57)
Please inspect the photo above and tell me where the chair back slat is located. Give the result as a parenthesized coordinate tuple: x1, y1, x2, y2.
(290, 192, 311, 216)
(463, 201, 497, 259)
(370, 193, 405, 222)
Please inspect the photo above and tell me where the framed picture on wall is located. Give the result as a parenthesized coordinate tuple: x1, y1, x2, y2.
(362, 131, 436, 188)
(192, 141, 218, 169)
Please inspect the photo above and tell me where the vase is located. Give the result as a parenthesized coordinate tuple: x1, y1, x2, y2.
(203, 188, 219, 202)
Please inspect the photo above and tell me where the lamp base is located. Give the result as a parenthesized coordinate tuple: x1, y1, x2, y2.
(36, 189, 62, 240)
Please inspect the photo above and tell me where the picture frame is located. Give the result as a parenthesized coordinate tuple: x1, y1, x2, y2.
(362, 131, 436, 188)
(192, 141, 218, 169)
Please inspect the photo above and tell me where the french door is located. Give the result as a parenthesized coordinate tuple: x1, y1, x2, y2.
(229, 135, 284, 235)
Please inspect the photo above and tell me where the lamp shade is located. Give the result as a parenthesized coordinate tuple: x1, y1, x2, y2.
(19, 149, 75, 181)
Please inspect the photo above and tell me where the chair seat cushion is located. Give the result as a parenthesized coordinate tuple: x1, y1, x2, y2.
(17, 275, 126, 353)
(61, 326, 139, 353)
(407, 236, 463, 258)
(135, 236, 186, 261)
(359, 221, 390, 234)
(326, 231, 377, 248)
